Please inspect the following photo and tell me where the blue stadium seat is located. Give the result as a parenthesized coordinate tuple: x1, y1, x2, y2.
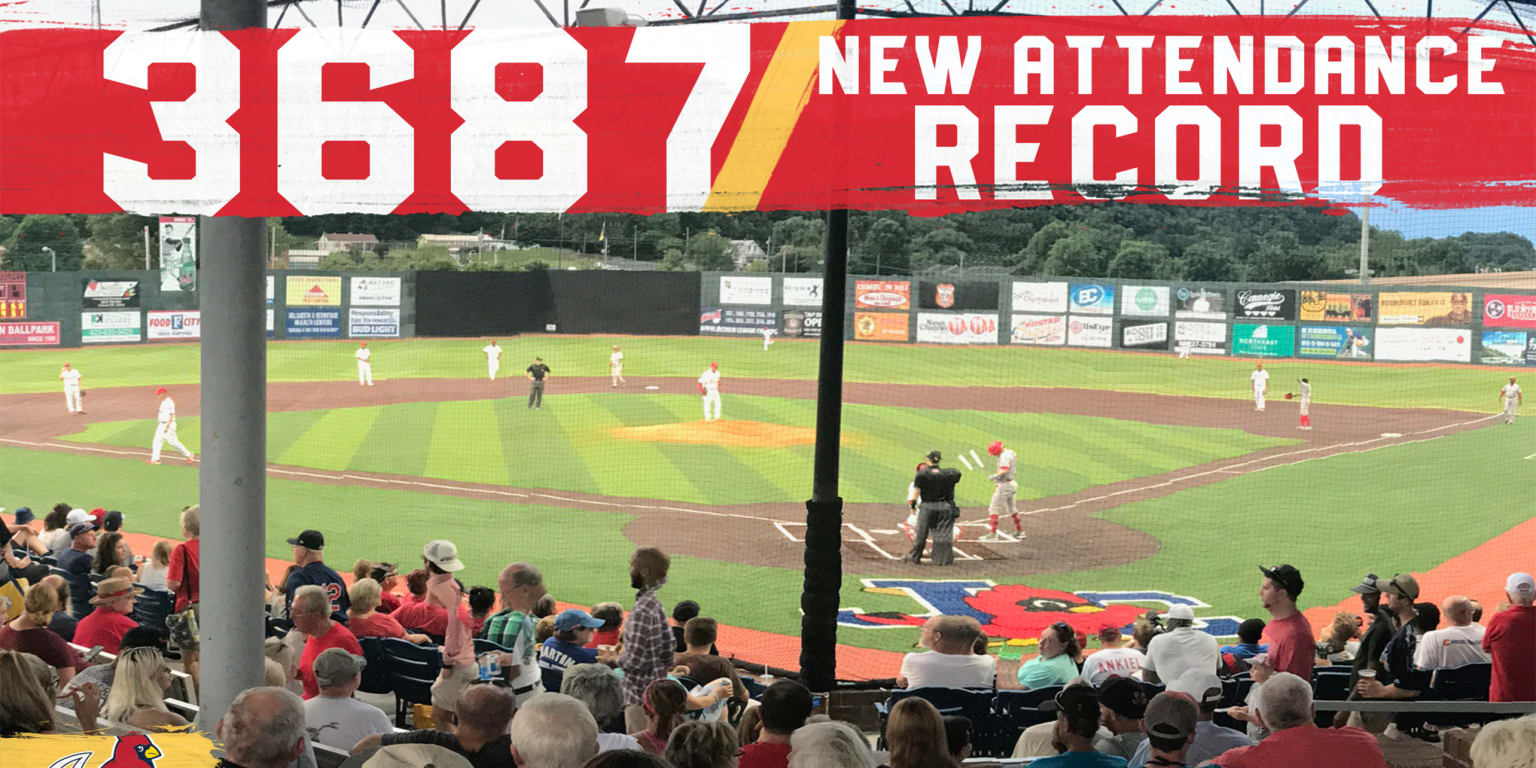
(1311, 667, 1354, 726)
(876, 687, 994, 752)
(89, 572, 106, 584)
(355, 637, 396, 696)
(981, 686, 1063, 756)
(472, 638, 511, 657)
(131, 587, 175, 634)
(1425, 663, 1494, 727)
(266, 617, 294, 639)
(381, 637, 443, 727)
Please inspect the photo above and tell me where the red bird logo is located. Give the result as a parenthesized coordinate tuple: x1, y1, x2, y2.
(99, 733, 162, 768)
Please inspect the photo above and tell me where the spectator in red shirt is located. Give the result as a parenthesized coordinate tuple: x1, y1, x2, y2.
(738, 680, 814, 768)
(1482, 572, 1536, 702)
(291, 584, 362, 700)
(1208, 672, 1386, 768)
(1258, 564, 1314, 681)
(164, 505, 202, 686)
(369, 562, 402, 614)
(73, 577, 142, 655)
(587, 602, 624, 650)
(345, 578, 429, 644)
(389, 569, 449, 636)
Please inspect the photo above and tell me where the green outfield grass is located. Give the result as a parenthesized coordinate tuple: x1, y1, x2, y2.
(2, 336, 1514, 412)
(58, 393, 1291, 506)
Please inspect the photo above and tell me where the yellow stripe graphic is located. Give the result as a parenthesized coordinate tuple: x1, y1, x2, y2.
(704, 20, 844, 212)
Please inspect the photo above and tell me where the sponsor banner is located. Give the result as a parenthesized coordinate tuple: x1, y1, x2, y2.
(285, 308, 343, 338)
(1378, 291, 1475, 326)
(80, 311, 142, 343)
(1232, 323, 1297, 357)
(781, 277, 823, 307)
(1119, 321, 1169, 350)
(855, 280, 910, 310)
(1482, 293, 1536, 329)
(286, 275, 342, 306)
(0, 321, 59, 346)
(1011, 281, 1068, 314)
(1375, 327, 1472, 362)
(1174, 321, 1227, 354)
(1067, 316, 1113, 348)
(0, 271, 26, 319)
(1479, 331, 1530, 365)
(81, 279, 139, 309)
(719, 275, 771, 305)
(159, 216, 196, 292)
(853, 312, 909, 342)
(781, 309, 821, 338)
(1298, 290, 1373, 322)
(267, 275, 275, 306)
(1235, 288, 1296, 320)
(267, 308, 275, 338)
(699, 307, 778, 335)
(1068, 283, 1114, 315)
(145, 310, 200, 340)
(1009, 314, 1066, 345)
(1120, 285, 1170, 317)
(1529, 336, 1536, 366)
(350, 276, 402, 306)
(916, 312, 998, 345)
(1175, 287, 1226, 319)
(349, 308, 401, 338)
(919, 280, 998, 310)
(1298, 325, 1374, 359)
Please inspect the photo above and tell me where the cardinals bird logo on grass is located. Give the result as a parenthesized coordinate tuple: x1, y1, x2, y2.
(46, 734, 163, 768)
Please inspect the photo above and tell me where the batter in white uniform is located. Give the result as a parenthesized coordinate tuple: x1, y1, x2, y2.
(483, 341, 502, 380)
(981, 440, 1022, 541)
(355, 342, 373, 386)
(59, 362, 83, 414)
(610, 345, 625, 387)
(1501, 377, 1523, 425)
(150, 387, 193, 464)
(1251, 363, 1270, 411)
(698, 362, 722, 422)
(1297, 378, 1312, 430)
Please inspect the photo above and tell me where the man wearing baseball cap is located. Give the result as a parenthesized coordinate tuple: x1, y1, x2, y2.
(537, 608, 606, 692)
(303, 648, 392, 751)
(1142, 604, 1218, 685)
(980, 440, 1023, 542)
(1353, 574, 1428, 726)
(1139, 692, 1199, 767)
(423, 539, 476, 729)
(149, 386, 194, 464)
(905, 450, 963, 566)
(1482, 572, 1536, 702)
(1128, 670, 1253, 768)
(1257, 565, 1313, 681)
(1030, 686, 1114, 767)
(283, 530, 350, 623)
(74, 576, 143, 654)
(1094, 676, 1149, 760)
(57, 521, 99, 617)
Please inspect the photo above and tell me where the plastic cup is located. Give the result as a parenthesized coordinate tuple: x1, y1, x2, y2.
(1358, 669, 1377, 680)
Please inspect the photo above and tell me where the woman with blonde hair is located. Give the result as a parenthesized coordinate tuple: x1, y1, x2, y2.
(346, 578, 430, 643)
(137, 540, 174, 591)
(885, 697, 955, 768)
(663, 720, 739, 768)
(0, 649, 102, 735)
(0, 582, 81, 687)
(102, 646, 188, 731)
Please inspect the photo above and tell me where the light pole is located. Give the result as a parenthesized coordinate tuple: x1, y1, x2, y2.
(41, 246, 55, 272)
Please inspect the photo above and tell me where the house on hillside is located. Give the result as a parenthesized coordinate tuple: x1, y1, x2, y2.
(317, 233, 379, 253)
(730, 240, 766, 270)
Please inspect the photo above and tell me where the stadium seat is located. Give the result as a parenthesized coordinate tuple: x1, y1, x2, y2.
(37, 555, 56, 567)
(980, 686, 1063, 756)
(381, 637, 443, 727)
(1425, 664, 1493, 727)
(472, 638, 511, 657)
(876, 687, 994, 751)
(50, 566, 94, 617)
(355, 637, 396, 696)
(265, 617, 293, 639)
(1312, 667, 1354, 727)
(740, 676, 768, 701)
(131, 587, 175, 633)
(89, 572, 106, 584)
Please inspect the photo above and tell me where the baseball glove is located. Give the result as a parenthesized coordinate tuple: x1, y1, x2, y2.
(1284, 392, 1293, 400)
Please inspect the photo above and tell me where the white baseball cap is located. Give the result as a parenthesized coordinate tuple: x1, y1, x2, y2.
(66, 509, 92, 526)
(1507, 572, 1535, 596)
(422, 540, 465, 572)
(1169, 669, 1224, 706)
(1165, 604, 1195, 621)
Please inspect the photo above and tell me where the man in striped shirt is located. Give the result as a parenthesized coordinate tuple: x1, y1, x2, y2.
(619, 548, 674, 714)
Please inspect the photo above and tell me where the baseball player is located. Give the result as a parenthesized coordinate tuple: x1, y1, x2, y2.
(355, 342, 373, 386)
(1297, 378, 1312, 430)
(980, 440, 1023, 542)
(483, 340, 502, 380)
(1250, 362, 1270, 411)
(762, 327, 775, 351)
(526, 357, 550, 409)
(610, 345, 625, 387)
(59, 362, 84, 414)
(1501, 377, 1522, 425)
(698, 362, 722, 421)
(1178, 341, 1191, 360)
(149, 387, 193, 465)
(905, 451, 962, 566)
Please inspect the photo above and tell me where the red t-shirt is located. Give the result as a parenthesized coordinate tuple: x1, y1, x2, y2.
(166, 540, 200, 612)
(0, 624, 82, 671)
(378, 593, 401, 614)
(1262, 612, 1316, 681)
(586, 628, 621, 649)
(1482, 605, 1536, 702)
(737, 741, 791, 768)
(348, 611, 408, 640)
(73, 608, 139, 655)
(300, 621, 363, 699)
(1210, 724, 1386, 768)
(389, 599, 447, 636)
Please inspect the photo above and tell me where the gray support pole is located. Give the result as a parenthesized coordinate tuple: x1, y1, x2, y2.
(195, 0, 267, 731)
(1359, 198, 1371, 286)
(799, 0, 856, 696)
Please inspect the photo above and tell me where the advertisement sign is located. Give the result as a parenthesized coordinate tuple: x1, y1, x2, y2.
(855, 280, 911, 310)
(1298, 290, 1373, 322)
(1232, 323, 1297, 357)
(350, 276, 402, 306)
(919, 280, 997, 310)
(80, 311, 142, 344)
(1375, 328, 1472, 362)
(1481, 293, 1536, 329)
(349, 308, 401, 338)
(0, 271, 27, 319)
(719, 276, 771, 305)
(1120, 285, 1170, 317)
(286, 275, 342, 306)
(1298, 325, 1373, 359)
(699, 307, 778, 335)
(145, 310, 200, 340)
(1479, 331, 1530, 365)
(1235, 288, 1296, 320)
(81, 279, 139, 309)
(1009, 314, 1066, 345)
(0, 321, 59, 346)
(1120, 321, 1170, 350)
(159, 216, 197, 292)
(1175, 287, 1226, 319)
(1067, 317, 1113, 348)
(782, 277, 823, 307)
(1529, 336, 1536, 366)
(916, 312, 998, 345)
(1174, 321, 1227, 354)
(285, 308, 343, 338)
(854, 312, 909, 342)
(1068, 283, 1114, 315)
(782, 310, 821, 338)
(267, 309, 275, 337)
(1012, 281, 1068, 314)
(267, 275, 275, 306)
(1378, 291, 1474, 326)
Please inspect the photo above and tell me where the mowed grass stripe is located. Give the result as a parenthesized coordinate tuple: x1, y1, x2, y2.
(495, 396, 600, 494)
(423, 401, 509, 485)
(348, 402, 439, 477)
(584, 395, 706, 500)
(275, 408, 379, 471)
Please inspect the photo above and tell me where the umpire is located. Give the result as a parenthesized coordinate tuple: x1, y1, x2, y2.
(906, 450, 962, 566)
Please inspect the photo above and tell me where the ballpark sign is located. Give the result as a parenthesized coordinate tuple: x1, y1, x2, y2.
(3, 22, 1533, 215)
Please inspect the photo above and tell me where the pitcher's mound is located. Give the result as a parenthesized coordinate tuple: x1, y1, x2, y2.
(612, 420, 816, 448)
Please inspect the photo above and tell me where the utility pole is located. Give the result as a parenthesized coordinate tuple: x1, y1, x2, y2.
(42, 246, 55, 272)
(1359, 198, 1371, 286)
(143, 226, 151, 269)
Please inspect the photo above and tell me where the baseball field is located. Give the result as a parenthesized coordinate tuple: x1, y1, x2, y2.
(2, 335, 1531, 678)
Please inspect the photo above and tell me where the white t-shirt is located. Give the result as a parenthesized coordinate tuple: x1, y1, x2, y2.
(158, 398, 176, 424)
(61, 369, 82, 387)
(138, 561, 170, 591)
(302, 694, 393, 751)
(1250, 370, 1270, 391)
(899, 651, 996, 690)
(1142, 627, 1219, 683)
(698, 369, 721, 393)
(610, 351, 623, 367)
(356, 348, 371, 363)
(1503, 383, 1522, 402)
(597, 733, 642, 753)
(1413, 624, 1490, 670)
(484, 344, 501, 361)
(1079, 646, 1145, 687)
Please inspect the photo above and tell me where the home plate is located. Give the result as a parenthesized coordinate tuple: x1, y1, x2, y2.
(645, 385, 661, 390)
(1380, 432, 1403, 438)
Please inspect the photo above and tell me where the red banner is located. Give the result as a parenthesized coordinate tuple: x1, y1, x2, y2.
(0, 322, 60, 346)
(1483, 293, 1536, 328)
(2, 20, 1533, 215)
